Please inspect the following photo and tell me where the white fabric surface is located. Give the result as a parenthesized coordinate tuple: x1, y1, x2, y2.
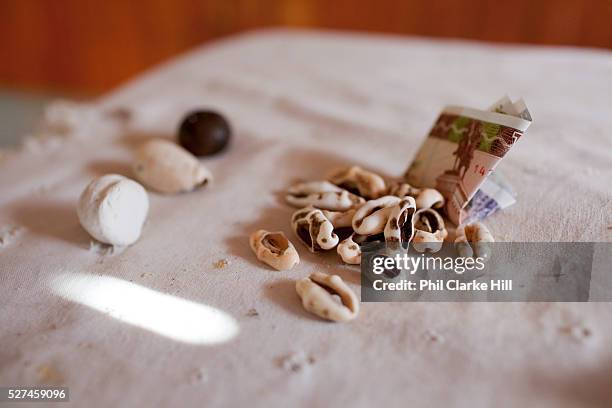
(1, 29, 612, 407)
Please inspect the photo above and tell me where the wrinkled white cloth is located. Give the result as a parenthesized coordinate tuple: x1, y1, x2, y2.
(1, 30, 611, 408)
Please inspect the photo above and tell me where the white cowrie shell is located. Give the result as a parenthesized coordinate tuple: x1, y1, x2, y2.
(384, 196, 417, 247)
(387, 182, 444, 210)
(77, 174, 149, 246)
(133, 139, 212, 194)
(387, 181, 421, 198)
(286, 189, 364, 211)
(328, 166, 387, 199)
(352, 196, 400, 236)
(415, 188, 445, 210)
(287, 180, 343, 196)
(412, 208, 447, 253)
(322, 209, 357, 229)
(337, 234, 361, 265)
(454, 222, 494, 260)
(249, 230, 299, 271)
(286, 181, 365, 211)
(291, 207, 339, 252)
(296, 272, 359, 322)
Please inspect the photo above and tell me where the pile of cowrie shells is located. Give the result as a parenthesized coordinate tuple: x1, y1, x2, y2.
(250, 165, 495, 323)
(286, 165, 452, 264)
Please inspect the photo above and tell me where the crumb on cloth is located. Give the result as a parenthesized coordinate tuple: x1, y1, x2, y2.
(559, 324, 592, 341)
(213, 259, 229, 269)
(278, 351, 316, 373)
(0, 225, 24, 247)
(37, 364, 64, 385)
(189, 367, 209, 384)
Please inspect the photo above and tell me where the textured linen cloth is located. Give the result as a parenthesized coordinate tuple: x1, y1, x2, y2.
(1, 30, 611, 407)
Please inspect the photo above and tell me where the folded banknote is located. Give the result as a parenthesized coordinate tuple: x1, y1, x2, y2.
(404, 96, 532, 225)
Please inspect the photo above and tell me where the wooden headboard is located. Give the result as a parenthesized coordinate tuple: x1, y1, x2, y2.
(1, 0, 610, 94)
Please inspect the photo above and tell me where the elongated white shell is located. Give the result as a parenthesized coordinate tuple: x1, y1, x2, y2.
(384, 196, 417, 247)
(322, 209, 357, 229)
(412, 208, 447, 253)
(352, 196, 400, 235)
(328, 166, 387, 199)
(286, 181, 364, 211)
(387, 181, 421, 198)
(337, 234, 361, 265)
(455, 222, 494, 259)
(287, 181, 343, 196)
(77, 174, 149, 246)
(415, 188, 445, 209)
(291, 207, 339, 252)
(286, 190, 364, 211)
(249, 230, 299, 271)
(296, 272, 359, 322)
(133, 139, 212, 194)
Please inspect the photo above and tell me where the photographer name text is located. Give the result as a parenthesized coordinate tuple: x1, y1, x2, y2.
(372, 279, 513, 292)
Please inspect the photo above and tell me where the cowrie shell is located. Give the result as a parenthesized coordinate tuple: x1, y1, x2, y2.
(133, 139, 212, 194)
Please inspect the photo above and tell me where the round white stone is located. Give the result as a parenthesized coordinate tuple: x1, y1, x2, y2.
(77, 174, 149, 246)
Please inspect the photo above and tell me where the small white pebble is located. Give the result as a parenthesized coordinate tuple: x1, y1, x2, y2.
(77, 174, 149, 246)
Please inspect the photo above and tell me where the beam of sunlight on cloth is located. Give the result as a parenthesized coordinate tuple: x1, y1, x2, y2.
(50, 273, 239, 345)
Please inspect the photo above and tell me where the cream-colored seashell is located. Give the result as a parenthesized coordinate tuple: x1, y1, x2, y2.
(387, 182, 444, 210)
(287, 180, 343, 196)
(337, 234, 361, 264)
(454, 222, 494, 260)
(412, 208, 447, 253)
(286, 181, 364, 211)
(328, 166, 387, 199)
(286, 189, 364, 211)
(295, 272, 359, 322)
(249, 230, 299, 271)
(352, 196, 400, 236)
(77, 174, 149, 246)
(322, 209, 357, 229)
(384, 196, 417, 247)
(291, 207, 339, 252)
(415, 188, 445, 209)
(133, 139, 212, 194)
(386, 181, 421, 198)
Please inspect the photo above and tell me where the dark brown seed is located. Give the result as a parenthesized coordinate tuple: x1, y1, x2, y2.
(178, 110, 231, 156)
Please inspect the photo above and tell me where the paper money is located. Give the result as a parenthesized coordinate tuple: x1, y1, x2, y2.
(462, 171, 517, 223)
(404, 96, 532, 225)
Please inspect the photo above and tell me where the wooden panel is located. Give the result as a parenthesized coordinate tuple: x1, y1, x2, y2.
(0, 0, 610, 94)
